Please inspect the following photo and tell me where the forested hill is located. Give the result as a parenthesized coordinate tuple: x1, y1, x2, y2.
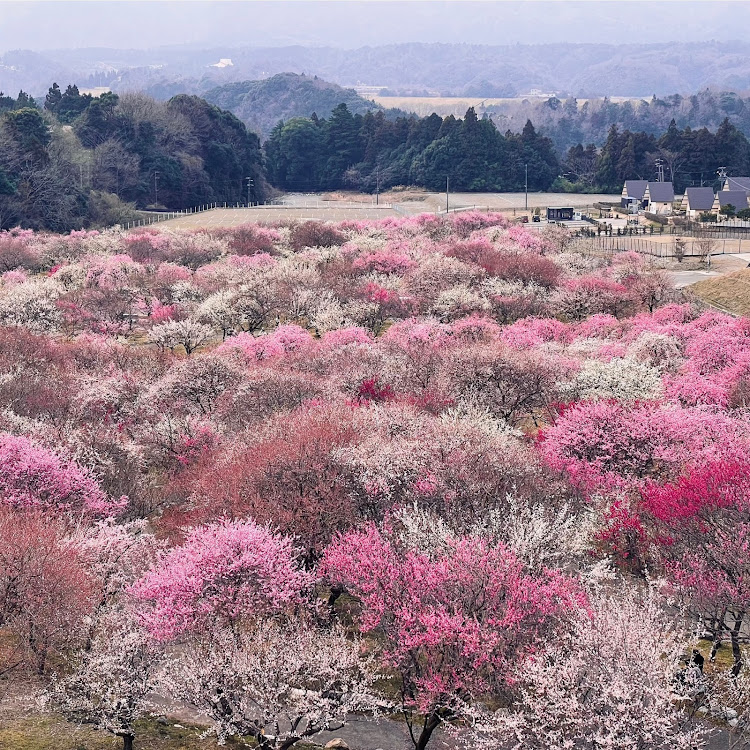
(266, 106, 560, 193)
(0, 87, 265, 231)
(203, 73, 382, 139)
(482, 89, 750, 155)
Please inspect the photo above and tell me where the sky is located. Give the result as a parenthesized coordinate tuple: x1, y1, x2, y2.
(0, 0, 748, 52)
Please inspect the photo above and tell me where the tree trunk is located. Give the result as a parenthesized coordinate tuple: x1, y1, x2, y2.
(710, 613, 726, 661)
(327, 584, 344, 613)
(730, 614, 744, 678)
(121, 733, 134, 750)
(710, 635, 721, 662)
(416, 712, 442, 750)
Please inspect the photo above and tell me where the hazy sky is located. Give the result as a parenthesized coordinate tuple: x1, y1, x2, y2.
(0, 0, 748, 52)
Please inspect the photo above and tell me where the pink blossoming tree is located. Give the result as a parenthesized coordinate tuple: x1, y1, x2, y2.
(322, 524, 584, 750)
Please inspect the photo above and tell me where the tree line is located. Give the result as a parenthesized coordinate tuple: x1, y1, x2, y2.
(565, 118, 750, 193)
(484, 89, 750, 155)
(0, 85, 265, 231)
(265, 104, 560, 193)
(267, 102, 750, 197)
(5, 83, 750, 231)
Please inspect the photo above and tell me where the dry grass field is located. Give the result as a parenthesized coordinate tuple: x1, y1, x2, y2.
(688, 268, 750, 316)
(371, 95, 637, 117)
(152, 191, 622, 230)
(157, 205, 401, 229)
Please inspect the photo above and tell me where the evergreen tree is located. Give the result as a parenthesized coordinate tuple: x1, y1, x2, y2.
(45, 83, 62, 114)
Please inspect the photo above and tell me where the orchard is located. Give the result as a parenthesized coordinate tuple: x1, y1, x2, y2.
(0, 213, 747, 749)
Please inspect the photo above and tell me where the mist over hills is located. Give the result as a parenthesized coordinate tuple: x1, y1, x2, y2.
(4, 41, 750, 101)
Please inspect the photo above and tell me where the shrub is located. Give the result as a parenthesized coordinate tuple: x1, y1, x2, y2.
(290, 221, 346, 251)
(220, 224, 280, 255)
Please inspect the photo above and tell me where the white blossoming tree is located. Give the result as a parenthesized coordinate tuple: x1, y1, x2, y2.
(148, 318, 213, 355)
(477, 587, 708, 750)
(161, 618, 379, 750)
(48, 617, 162, 750)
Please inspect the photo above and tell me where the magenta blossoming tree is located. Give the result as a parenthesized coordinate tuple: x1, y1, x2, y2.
(322, 524, 584, 750)
(0, 432, 120, 515)
(642, 460, 750, 676)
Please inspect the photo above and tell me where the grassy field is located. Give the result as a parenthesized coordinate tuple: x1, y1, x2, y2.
(0, 714, 324, 750)
(152, 191, 622, 230)
(0, 715, 230, 750)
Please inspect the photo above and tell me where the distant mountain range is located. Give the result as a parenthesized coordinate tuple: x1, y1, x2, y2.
(4, 41, 750, 104)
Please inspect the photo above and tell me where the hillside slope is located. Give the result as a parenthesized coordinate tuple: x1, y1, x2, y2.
(689, 269, 750, 316)
(198, 73, 380, 138)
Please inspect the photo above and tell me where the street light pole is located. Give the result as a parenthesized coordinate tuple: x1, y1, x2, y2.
(525, 163, 528, 211)
(446, 175, 449, 213)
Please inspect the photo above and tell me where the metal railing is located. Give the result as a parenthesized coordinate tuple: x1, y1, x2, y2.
(123, 203, 221, 230)
(577, 235, 745, 260)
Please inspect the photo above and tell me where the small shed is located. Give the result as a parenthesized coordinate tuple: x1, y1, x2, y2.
(724, 176, 750, 192)
(546, 207, 575, 221)
(681, 187, 715, 219)
(644, 182, 675, 215)
(621, 180, 648, 209)
(713, 190, 749, 218)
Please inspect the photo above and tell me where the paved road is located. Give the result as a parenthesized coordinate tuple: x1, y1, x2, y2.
(670, 269, 724, 289)
(313, 716, 459, 750)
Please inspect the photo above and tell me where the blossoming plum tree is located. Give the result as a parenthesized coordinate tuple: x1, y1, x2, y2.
(485, 587, 707, 750)
(48, 617, 161, 750)
(0, 432, 118, 515)
(322, 524, 584, 750)
(162, 619, 376, 750)
(0, 508, 93, 674)
(132, 519, 314, 640)
(641, 460, 750, 676)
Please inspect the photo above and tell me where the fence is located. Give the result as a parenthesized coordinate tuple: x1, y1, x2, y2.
(580, 235, 743, 260)
(123, 203, 221, 230)
(262, 200, 392, 209)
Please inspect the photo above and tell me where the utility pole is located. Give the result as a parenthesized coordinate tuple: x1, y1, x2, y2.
(525, 163, 528, 210)
(154, 171, 159, 205)
(375, 169, 380, 205)
(655, 158, 665, 183)
(446, 175, 449, 213)
(246, 177, 254, 207)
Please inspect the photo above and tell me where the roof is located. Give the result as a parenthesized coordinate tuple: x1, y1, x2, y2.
(726, 177, 750, 192)
(623, 180, 648, 199)
(684, 187, 715, 211)
(716, 190, 749, 208)
(646, 181, 675, 203)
